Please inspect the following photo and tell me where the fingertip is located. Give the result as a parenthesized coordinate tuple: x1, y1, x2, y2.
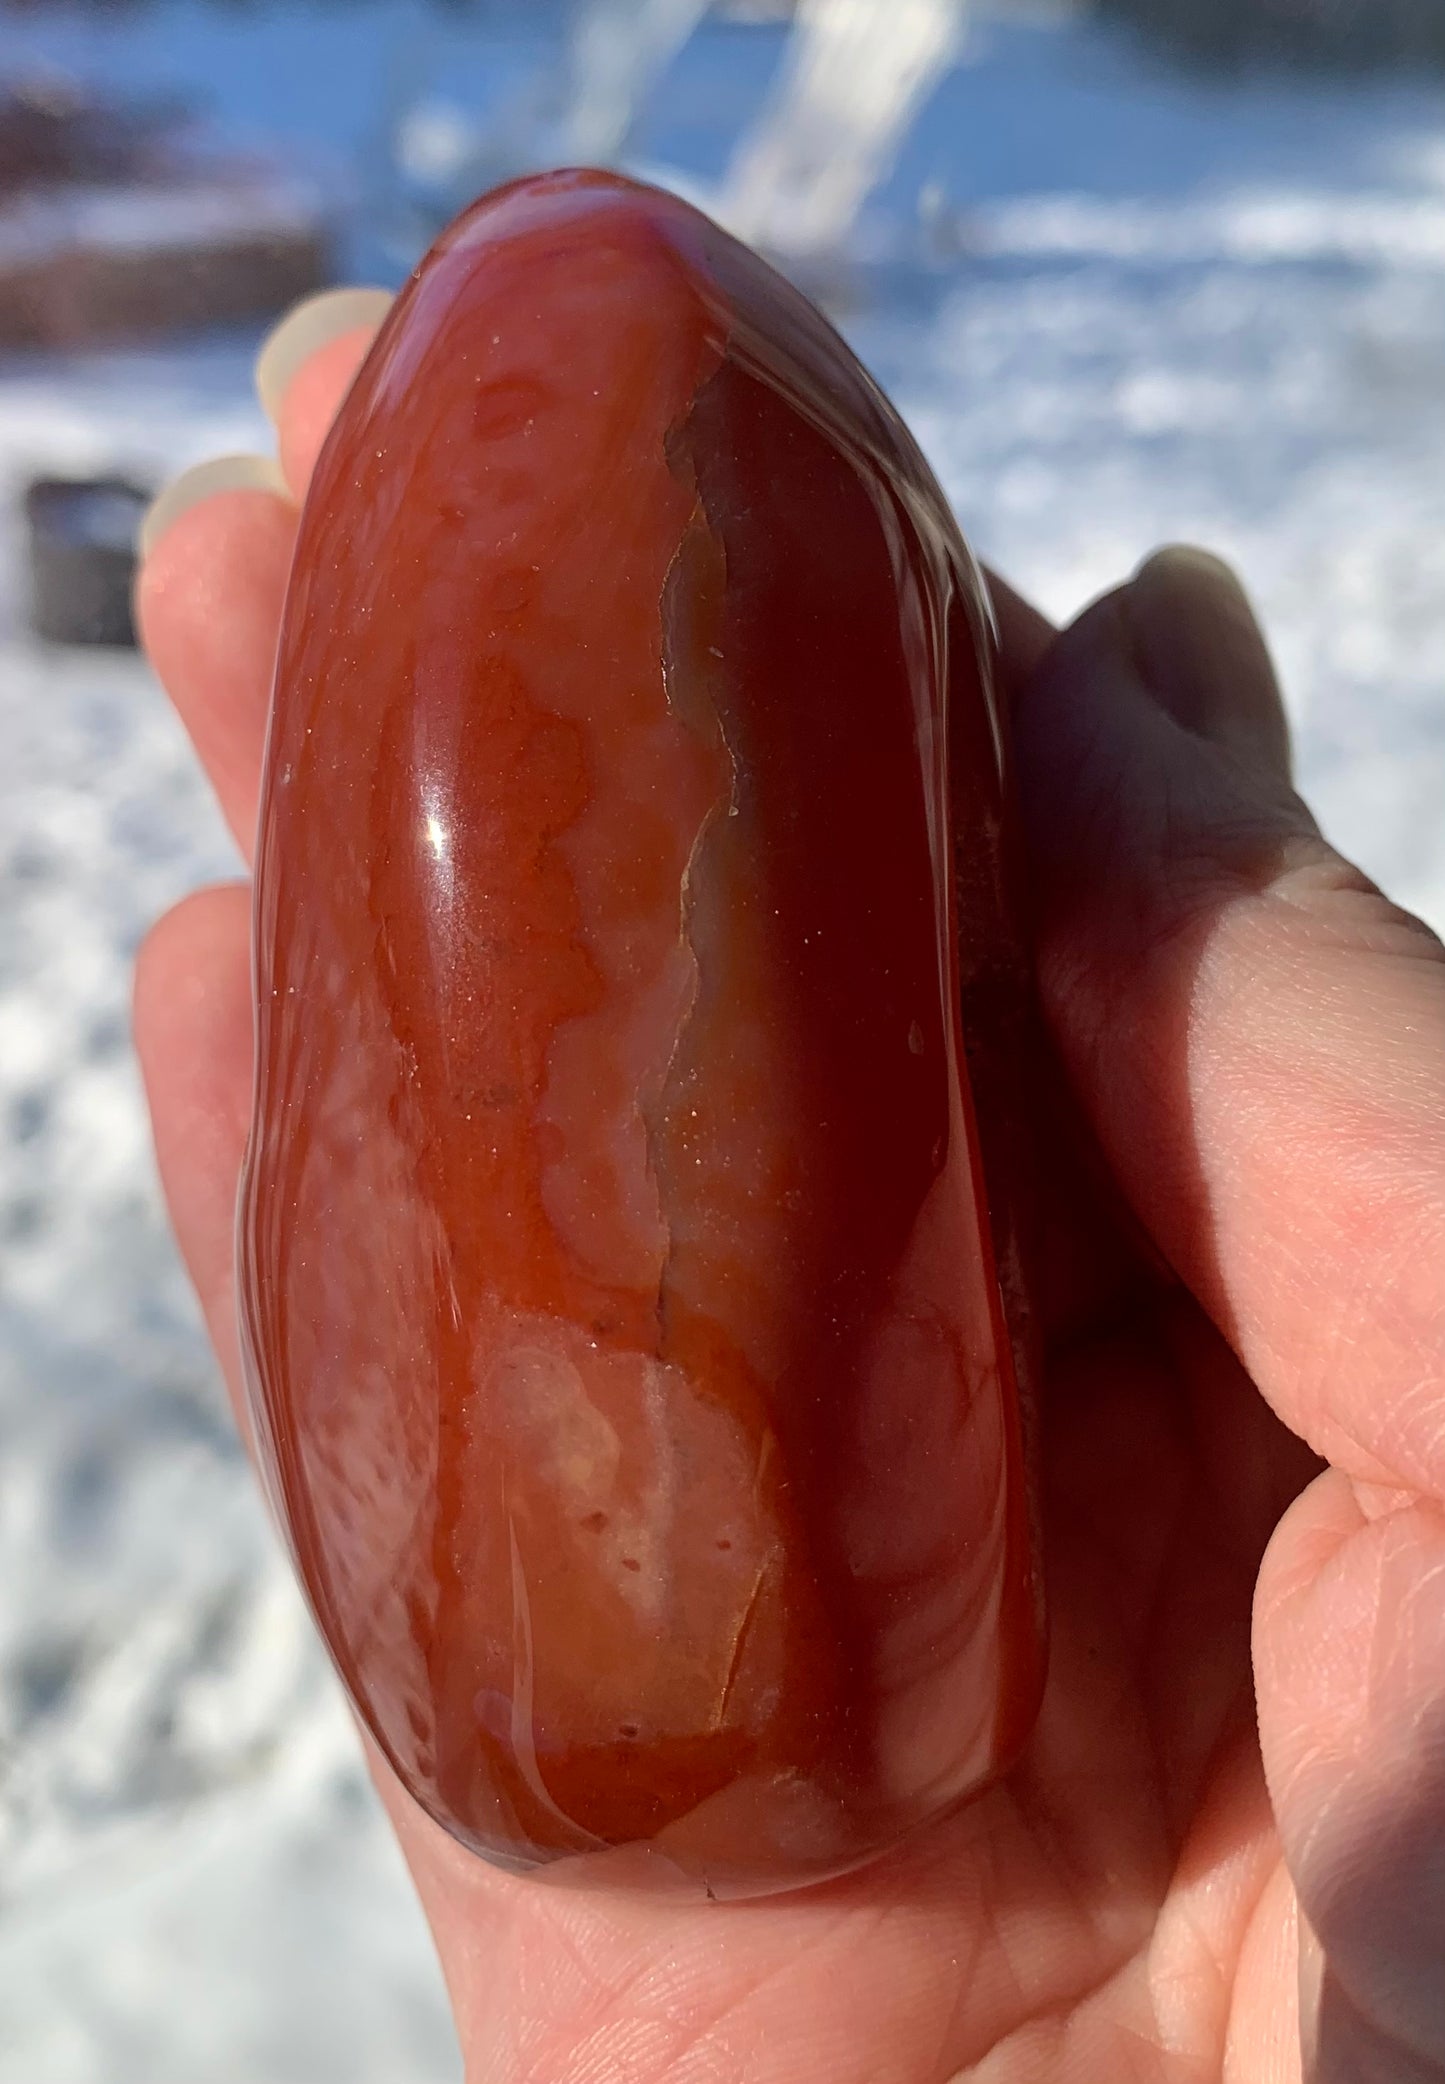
(255, 285, 394, 423)
(138, 451, 289, 562)
(1015, 561, 1302, 912)
(1125, 544, 1294, 780)
(257, 288, 392, 496)
(135, 484, 298, 860)
(1135, 543, 1239, 592)
(278, 321, 389, 495)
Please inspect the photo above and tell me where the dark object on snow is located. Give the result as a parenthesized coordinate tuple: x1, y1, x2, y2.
(1100, 0, 1445, 74)
(24, 476, 152, 648)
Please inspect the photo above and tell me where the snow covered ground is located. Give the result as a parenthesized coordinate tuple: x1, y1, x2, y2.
(2, 7, 1444, 2079)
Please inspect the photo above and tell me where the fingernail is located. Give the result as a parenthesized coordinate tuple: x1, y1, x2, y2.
(1124, 545, 1294, 779)
(138, 452, 289, 560)
(255, 286, 393, 423)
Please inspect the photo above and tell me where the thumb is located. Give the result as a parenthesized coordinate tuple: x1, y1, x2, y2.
(1016, 546, 1445, 1497)
(1015, 546, 1445, 2081)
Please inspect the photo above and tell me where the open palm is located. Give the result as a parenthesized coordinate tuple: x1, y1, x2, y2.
(135, 299, 1445, 2083)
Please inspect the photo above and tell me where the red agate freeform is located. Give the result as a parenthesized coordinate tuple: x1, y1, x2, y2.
(240, 169, 1044, 1896)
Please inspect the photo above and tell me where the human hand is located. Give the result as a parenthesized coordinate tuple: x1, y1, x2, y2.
(134, 291, 1445, 2083)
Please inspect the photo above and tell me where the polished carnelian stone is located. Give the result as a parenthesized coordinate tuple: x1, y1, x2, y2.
(240, 169, 1044, 1895)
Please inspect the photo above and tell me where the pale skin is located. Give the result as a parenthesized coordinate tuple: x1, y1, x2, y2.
(134, 300, 1445, 2083)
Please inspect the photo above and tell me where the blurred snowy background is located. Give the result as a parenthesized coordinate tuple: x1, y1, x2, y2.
(2, 2, 1444, 2078)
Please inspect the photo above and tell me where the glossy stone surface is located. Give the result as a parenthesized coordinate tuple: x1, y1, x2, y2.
(240, 169, 1044, 1896)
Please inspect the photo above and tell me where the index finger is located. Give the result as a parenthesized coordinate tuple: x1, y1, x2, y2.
(1019, 546, 1445, 1497)
(136, 289, 393, 861)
